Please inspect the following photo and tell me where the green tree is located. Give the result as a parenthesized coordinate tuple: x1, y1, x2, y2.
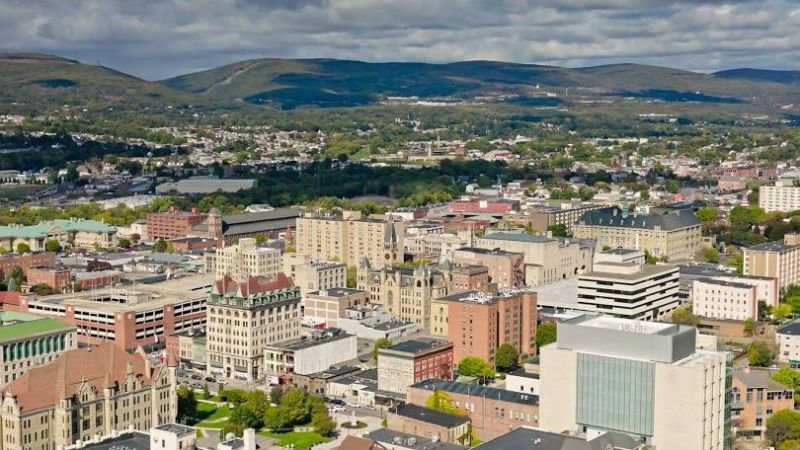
(704, 248, 720, 263)
(269, 386, 283, 405)
(665, 179, 680, 193)
(696, 207, 719, 223)
(117, 238, 132, 249)
(153, 239, 168, 253)
(747, 341, 774, 367)
(726, 253, 744, 274)
(280, 388, 310, 425)
(263, 406, 291, 430)
(230, 404, 263, 429)
(744, 317, 756, 336)
(220, 388, 248, 406)
(4, 265, 24, 290)
(347, 266, 358, 288)
(780, 439, 800, 450)
(775, 304, 794, 322)
(202, 383, 210, 399)
(44, 240, 61, 252)
(671, 306, 700, 326)
(536, 322, 557, 348)
(166, 242, 176, 253)
(495, 343, 519, 372)
(311, 411, 337, 437)
(371, 337, 392, 361)
(644, 250, 658, 265)
(772, 368, 800, 404)
(177, 385, 197, 424)
(33, 283, 53, 296)
(767, 409, 800, 447)
(547, 224, 570, 237)
(255, 234, 267, 245)
(457, 356, 495, 380)
(15, 242, 30, 254)
(426, 390, 466, 416)
(65, 165, 79, 183)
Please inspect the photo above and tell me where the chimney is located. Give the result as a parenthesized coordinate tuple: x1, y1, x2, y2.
(243, 429, 256, 450)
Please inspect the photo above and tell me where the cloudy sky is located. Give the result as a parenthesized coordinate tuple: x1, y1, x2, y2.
(2, 0, 799, 80)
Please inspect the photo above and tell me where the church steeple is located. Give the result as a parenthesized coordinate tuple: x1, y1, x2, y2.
(383, 215, 398, 264)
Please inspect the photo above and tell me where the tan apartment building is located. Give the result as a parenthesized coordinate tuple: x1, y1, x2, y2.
(433, 290, 537, 365)
(303, 288, 368, 328)
(205, 273, 301, 381)
(0, 311, 77, 387)
(357, 263, 449, 328)
(522, 202, 606, 233)
(759, 179, 800, 213)
(474, 232, 594, 286)
(744, 233, 800, 289)
(204, 238, 281, 280)
(451, 247, 524, 288)
(0, 343, 177, 450)
(693, 278, 759, 321)
(572, 207, 702, 262)
(732, 367, 795, 439)
(295, 211, 405, 269)
(293, 261, 347, 297)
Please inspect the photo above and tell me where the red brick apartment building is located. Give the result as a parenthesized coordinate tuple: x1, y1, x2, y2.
(146, 207, 207, 240)
(26, 267, 72, 291)
(732, 367, 795, 439)
(386, 403, 470, 444)
(377, 340, 454, 395)
(0, 252, 56, 277)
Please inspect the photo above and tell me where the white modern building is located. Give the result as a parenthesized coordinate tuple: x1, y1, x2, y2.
(692, 278, 758, 321)
(540, 314, 731, 450)
(204, 238, 281, 280)
(263, 331, 357, 379)
(759, 179, 800, 213)
(776, 322, 800, 365)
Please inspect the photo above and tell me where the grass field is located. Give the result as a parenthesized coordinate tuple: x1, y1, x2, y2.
(193, 402, 232, 429)
(259, 431, 331, 450)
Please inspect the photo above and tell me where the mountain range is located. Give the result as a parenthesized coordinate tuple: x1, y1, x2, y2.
(1, 52, 799, 111)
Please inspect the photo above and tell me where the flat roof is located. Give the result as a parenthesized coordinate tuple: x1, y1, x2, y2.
(581, 263, 678, 281)
(266, 331, 354, 351)
(308, 287, 365, 298)
(412, 379, 538, 405)
(600, 248, 641, 255)
(366, 428, 466, 450)
(0, 314, 75, 342)
(384, 339, 451, 354)
(77, 432, 150, 450)
(474, 426, 641, 450)
(153, 423, 195, 436)
(455, 247, 521, 257)
(577, 315, 675, 335)
(694, 277, 754, 289)
(391, 403, 469, 428)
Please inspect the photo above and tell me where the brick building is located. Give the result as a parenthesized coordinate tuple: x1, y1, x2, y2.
(25, 266, 71, 292)
(449, 200, 518, 214)
(431, 290, 537, 365)
(451, 247, 524, 289)
(407, 379, 539, 441)
(303, 288, 369, 329)
(386, 403, 469, 445)
(732, 367, 795, 439)
(0, 252, 56, 278)
(377, 340, 454, 395)
(146, 207, 208, 240)
(449, 265, 489, 294)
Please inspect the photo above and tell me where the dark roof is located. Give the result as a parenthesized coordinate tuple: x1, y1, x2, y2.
(734, 367, 793, 391)
(455, 247, 521, 257)
(695, 277, 753, 289)
(508, 368, 539, 380)
(355, 368, 379, 381)
(385, 339, 450, 355)
(748, 240, 800, 252)
(778, 321, 800, 336)
(411, 379, 539, 405)
(474, 427, 642, 450)
(601, 248, 640, 255)
(78, 432, 150, 450)
(577, 207, 700, 231)
(223, 208, 301, 225)
(391, 403, 469, 428)
(366, 428, 466, 450)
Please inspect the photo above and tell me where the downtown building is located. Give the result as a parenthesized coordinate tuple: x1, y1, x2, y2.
(744, 233, 800, 289)
(540, 314, 731, 450)
(204, 238, 282, 280)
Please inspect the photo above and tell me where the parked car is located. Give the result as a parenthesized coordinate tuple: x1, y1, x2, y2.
(328, 406, 345, 413)
(205, 376, 216, 383)
(327, 398, 345, 405)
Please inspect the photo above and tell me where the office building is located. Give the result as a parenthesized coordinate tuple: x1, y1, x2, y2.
(0, 343, 177, 449)
(67, 423, 198, 450)
(362, 429, 467, 450)
(432, 290, 537, 365)
(263, 330, 357, 381)
(759, 179, 800, 213)
(204, 238, 281, 280)
(15, 275, 212, 350)
(540, 314, 731, 449)
(576, 260, 680, 321)
(206, 273, 301, 381)
(295, 211, 405, 269)
(474, 232, 594, 286)
(732, 367, 794, 439)
(0, 311, 77, 386)
(693, 278, 759, 321)
(292, 260, 347, 298)
(0, 219, 117, 251)
(404, 233, 467, 260)
(448, 264, 489, 294)
(377, 340, 454, 396)
(524, 203, 607, 233)
(450, 247, 524, 289)
(408, 380, 539, 440)
(146, 208, 208, 241)
(303, 288, 368, 328)
(573, 207, 702, 262)
(744, 234, 800, 289)
(358, 263, 449, 328)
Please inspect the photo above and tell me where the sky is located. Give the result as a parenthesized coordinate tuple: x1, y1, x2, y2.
(1, 0, 799, 80)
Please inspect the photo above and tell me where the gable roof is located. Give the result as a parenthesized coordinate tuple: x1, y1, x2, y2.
(475, 427, 642, 450)
(2, 343, 157, 413)
(337, 436, 389, 450)
(577, 207, 700, 231)
(213, 272, 294, 297)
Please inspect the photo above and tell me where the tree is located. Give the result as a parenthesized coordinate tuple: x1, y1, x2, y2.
(33, 283, 53, 296)
(311, 411, 337, 437)
(176, 385, 197, 424)
(166, 242, 176, 253)
(347, 266, 358, 288)
(15, 242, 30, 254)
(220, 388, 248, 406)
(65, 165, 79, 183)
(153, 239, 168, 253)
(255, 234, 267, 245)
(772, 368, 800, 404)
(547, 224, 569, 237)
(780, 439, 800, 450)
(426, 390, 465, 416)
(671, 306, 700, 326)
(696, 207, 719, 224)
(644, 250, 658, 265)
(280, 388, 310, 425)
(767, 409, 800, 447)
(269, 386, 283, 405)
(371, 337, 392, 361)
(536, 322, 557, 348)
(4, 265, 24, 290)
(775, 304, 794, 322)
(704, 248, 720, 263)
(130, 233, 141, 244)
(457, 356, 495, 380)
(117, 238, 132, 249)
(744, 317, 756, 336)
(747, 341, 774, 367)
(202, 383, 210, 399)
(263, 406, 291, 430)
(665, 179, 680, 193)
(495, 343, 519, 372)
(230, 404, 263, 429)
(45, 240, 61, 252)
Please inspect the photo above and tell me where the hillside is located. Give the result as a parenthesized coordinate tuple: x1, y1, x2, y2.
(0, 53, 198, 113)
(162, 58, 800, 109)
(713, 68, 800, 85)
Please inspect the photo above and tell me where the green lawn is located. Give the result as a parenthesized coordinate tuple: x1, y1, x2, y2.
(192, 402, 232, 428)
(259, 431, 331, 450)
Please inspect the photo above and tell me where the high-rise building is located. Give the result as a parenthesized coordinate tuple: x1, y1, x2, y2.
(432, 290, 537, 365)
(204, 238, 282, 280)
(744, 234, 800, 289)
(146, 207, 208, 241)
(759, 179, 800, 213)
(0, 343, 177, 449)
(205, 273, 301, 381)
(573, 207, 702, 262)
(295, 211, 405, 269)
(540, 314, 731, 449)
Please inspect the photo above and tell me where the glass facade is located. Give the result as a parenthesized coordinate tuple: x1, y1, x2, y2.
(576, 353, 655, 439)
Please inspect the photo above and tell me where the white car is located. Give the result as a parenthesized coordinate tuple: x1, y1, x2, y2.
(329, 406, 345, 413)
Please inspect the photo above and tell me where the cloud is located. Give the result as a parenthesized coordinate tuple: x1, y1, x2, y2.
(0, 0, 797, 79)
